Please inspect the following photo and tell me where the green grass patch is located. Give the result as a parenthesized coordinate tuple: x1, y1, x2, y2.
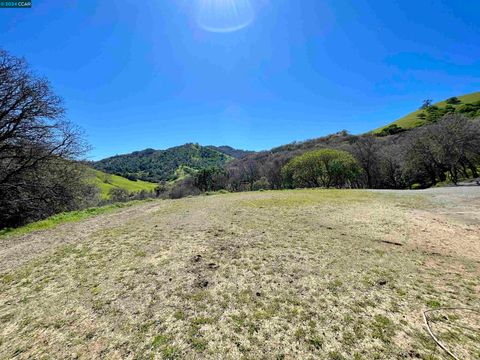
(90, 169, 157, 199)
(371, 314, 396, 343)
(241, 189, 374, 208)
(426, 299, 441, 309)
(152, 335, 170, 348)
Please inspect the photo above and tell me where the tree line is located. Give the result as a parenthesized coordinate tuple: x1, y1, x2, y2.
(167, 113, 480, 197)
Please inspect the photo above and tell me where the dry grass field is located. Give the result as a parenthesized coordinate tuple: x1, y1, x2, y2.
(1, 188, 479, 359)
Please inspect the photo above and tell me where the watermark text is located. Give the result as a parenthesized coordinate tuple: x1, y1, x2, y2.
(0, 1, 31, 8)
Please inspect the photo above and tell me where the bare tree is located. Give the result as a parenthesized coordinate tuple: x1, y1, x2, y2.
(0, 49, 93, 228)
(420, 99, 433, 109)
(0, 49, 86, 186)
(350, 135, 381, 188)
(405, 114, 480, 186)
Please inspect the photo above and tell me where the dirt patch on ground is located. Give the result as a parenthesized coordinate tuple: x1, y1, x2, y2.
(407, 209, 480, 263)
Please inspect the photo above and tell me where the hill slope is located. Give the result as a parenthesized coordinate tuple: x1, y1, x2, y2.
(93, 143, 234, 183)
(374, 91, 480, 133)
(89, 169, 157, 199)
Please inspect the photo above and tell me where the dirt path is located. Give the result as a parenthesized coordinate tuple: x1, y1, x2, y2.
(0, 201, 164, 273)
(371, 186, 480, 222)
(370, 187, 480, 263)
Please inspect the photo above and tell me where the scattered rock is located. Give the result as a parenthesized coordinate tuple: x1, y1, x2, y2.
(208, 263, 219, 270)
(377, 279, 388, 286)
(193, 255, 202, 262)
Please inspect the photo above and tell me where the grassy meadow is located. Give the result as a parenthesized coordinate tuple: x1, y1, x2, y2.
(0, 189, 479, 359)
(91, 170, 157, 199)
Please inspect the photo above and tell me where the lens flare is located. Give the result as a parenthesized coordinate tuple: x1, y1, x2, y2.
(196, 0, 255, 33)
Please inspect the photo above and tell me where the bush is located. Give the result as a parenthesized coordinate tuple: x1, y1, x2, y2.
(168, 177, 201, 199)
(446, 96, 461, 105)
(456, 101, 480, 117)
(131, 190, 155, 200)
(377, 124, 405, 137)
(252, 177, 270, 191)
(411, 183, 423, 190)
(108, 188, 130, 202)
(282, 149, 361, 189)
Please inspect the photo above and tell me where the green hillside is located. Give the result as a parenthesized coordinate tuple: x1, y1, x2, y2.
(374, 91, 480, 134)
(93, 143, 233, 183)
(89, 169, 157, 199)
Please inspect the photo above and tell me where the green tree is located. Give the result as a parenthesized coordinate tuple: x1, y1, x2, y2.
(193, 167, 227, 192)
(446, 97, 461, 105)
(282, 149, 361, 189)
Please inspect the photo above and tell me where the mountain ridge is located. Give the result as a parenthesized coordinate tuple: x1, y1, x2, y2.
(93, 143, 246, 183)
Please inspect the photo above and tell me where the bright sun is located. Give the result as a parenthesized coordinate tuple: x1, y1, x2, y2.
(196, 0, 255, 33)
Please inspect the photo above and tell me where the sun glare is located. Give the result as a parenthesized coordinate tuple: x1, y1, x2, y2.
(196, 0, 255, 33)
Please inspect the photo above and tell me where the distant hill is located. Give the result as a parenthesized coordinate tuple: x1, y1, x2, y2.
(93, 143, 236, 183)
(92, 94, 479, 187)
(374, 91, 480, 134)
(89, 169, 157, 199)
(207, 145, 252, 159)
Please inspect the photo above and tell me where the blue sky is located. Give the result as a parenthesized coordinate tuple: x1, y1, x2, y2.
(1, 0, 479, 160)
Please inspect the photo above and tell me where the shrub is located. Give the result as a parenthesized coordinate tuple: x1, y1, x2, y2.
(446, 96, 461, 105)
(108, 188, 130, 202)
(282, 149, 361, 189)
(252, 177, 270, 191)
(377, 124, 405, 137)
(168, 177, 201, 199)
